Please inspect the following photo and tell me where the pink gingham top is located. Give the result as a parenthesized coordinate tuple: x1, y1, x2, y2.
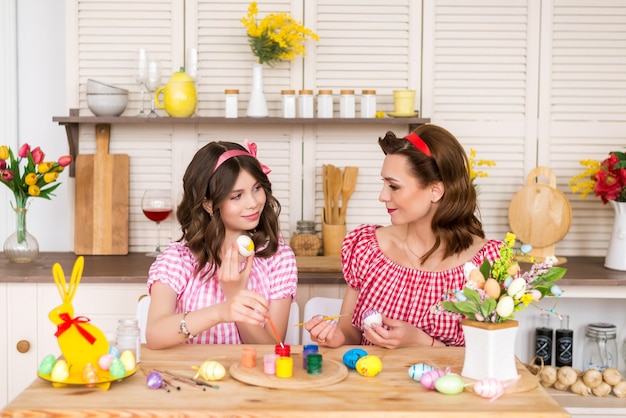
(342, 224, 502, 347)
(147, 237, 298, 344)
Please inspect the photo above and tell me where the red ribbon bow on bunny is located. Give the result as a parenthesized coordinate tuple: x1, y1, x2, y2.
(54, 313, 97, 344)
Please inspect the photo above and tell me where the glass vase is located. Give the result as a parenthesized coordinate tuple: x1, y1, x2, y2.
(246, 63, 268, 117)
(3, 206, 39, 263)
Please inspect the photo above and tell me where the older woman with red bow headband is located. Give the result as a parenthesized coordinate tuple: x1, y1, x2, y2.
(146, 140, 297, 348)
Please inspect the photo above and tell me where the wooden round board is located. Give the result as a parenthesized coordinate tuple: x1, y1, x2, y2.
(229, 357, 348, 389)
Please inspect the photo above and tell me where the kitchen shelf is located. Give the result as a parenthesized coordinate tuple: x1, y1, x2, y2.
(52, 108, 430, 176)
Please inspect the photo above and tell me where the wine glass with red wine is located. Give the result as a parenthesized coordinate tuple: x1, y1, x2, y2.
(141, 190, 173, 257)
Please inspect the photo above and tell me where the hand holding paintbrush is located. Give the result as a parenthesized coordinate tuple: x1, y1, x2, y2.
(293, 313, 351, 327)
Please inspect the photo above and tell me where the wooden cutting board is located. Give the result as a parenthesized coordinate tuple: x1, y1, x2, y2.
(74, 124, 129, 255)
(508, 167, 571, 260)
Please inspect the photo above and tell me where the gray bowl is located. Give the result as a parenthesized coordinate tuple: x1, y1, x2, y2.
(87, 93, 128, 116)
(87, 79, 128, 94)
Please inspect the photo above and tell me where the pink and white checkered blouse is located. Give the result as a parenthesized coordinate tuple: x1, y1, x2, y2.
(147, 237, 297, 344)
(342, 224, 502, 347)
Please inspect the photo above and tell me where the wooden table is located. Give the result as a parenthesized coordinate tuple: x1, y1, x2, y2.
(1, 345, 569, 418)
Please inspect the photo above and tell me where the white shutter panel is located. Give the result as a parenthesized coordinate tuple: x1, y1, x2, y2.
(423, 0, 539, 242)
(541, 0, 626, 256)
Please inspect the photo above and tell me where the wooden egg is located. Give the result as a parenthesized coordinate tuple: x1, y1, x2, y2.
(355, 355, 382, 377)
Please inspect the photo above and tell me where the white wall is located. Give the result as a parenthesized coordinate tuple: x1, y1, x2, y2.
(1, 0, 71, 251)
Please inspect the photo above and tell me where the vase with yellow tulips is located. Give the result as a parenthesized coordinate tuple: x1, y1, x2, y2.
(0, 143, 72, 263)
(240, 1, 319, 117)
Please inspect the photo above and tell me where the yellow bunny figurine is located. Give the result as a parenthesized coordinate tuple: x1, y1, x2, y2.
(48, 256, 109, 373)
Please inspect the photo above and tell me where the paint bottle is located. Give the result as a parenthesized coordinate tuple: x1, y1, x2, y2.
(241, 347, 257, 368)
(276, 356, 293, 378)
(306, 353, 323, 375)
(263, 354, 278, 375)
(275, 344, 291, 357)
(534, 313, 553, 366)
(302, 344, 319, 369)
(555, 314, 573, 367)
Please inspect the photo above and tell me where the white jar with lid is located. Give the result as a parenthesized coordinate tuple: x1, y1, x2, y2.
(339, 90, 355, 118)
(224, 89, 239, 118)
(298, 90, 314, 118)
(360, 89, 377, 118)
(116, 318, 141, 363)
(582, 322, 617, 371)
(317, 90, 333, 118)
(281, 90, 296, 118)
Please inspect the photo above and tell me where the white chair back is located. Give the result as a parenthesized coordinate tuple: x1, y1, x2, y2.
(136, 295, 150, 344)
(284, 301, 300, 345)
(301, 297, 343, 345)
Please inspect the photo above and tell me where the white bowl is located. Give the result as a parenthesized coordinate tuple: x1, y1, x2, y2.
(87, 79, 128, 94)
(87, 93, 128, 116)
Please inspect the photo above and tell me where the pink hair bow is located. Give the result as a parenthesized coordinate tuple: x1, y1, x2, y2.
(212, 139, 272, 175)
(243, 139, 271, 175)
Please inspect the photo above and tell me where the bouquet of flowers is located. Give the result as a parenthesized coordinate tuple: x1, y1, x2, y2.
(0, 143, 72, 209)
(438, 233, 566, 323)
(241, 1, 319, 66)
(468, 148, 496, 184)
(569, 151, 626, 204)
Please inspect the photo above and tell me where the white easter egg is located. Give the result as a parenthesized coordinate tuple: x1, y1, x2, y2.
(236, 235, 255, 257)
(408, 363, 435, 382)
(362, 310, 382, 328)
(506, 277, 526, 299)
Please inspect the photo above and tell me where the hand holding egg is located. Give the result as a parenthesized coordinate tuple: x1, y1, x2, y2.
(362, 309, 383, 329)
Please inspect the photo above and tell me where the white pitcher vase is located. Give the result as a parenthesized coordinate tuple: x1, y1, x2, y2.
(604, 200, 626, 271)
(246, 63, 268, 117)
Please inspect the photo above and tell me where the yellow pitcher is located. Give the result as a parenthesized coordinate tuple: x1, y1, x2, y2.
(154, 67, 197, 118)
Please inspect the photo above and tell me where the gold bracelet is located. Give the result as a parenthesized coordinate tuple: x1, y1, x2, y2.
(178, 311, 197, 339)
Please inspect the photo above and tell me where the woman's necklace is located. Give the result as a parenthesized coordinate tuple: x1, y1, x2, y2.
(402, 229, 444, 271)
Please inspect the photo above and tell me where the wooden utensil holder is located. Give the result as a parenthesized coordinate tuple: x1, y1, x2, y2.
(322, 222, 346, 256)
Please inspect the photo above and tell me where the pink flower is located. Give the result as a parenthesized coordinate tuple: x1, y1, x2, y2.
(1, 169, 13, 182)
(58, 155, 72, 167)
(18, 143, 30, 158)
(0, 160, 5, 170)
(30, 146, 45, 164)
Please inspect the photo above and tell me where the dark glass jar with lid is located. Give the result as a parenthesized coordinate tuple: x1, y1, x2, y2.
(290, 220, 321, 256)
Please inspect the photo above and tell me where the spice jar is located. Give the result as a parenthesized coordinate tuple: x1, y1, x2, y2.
(298, 90, 314, 118)
(290, 220, 321, 256)
(582, 322, 617, 371)
(317, 90, 333, 118)
(360, 89, 376, 118)
(224, 89, 239, 118)
(116, 318, 141, 363)
(339, 89, 355, 118)
(281, 90, 296, 118)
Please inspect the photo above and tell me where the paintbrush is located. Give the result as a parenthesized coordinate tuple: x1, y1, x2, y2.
(266, 317, 284, 348)
(293, 313, 352, 327)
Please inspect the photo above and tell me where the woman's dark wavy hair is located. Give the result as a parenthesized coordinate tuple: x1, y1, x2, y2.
(378, 124, 484, 262)
(176, 141, 281, 277)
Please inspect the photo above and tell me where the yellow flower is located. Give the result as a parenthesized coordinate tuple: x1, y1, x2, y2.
(38, 162, 53, 174)
(568, 159, 601, 199)
(241, 1, 319, 66)
(25, 173, 38, 186)
(468, 148, 496, 183)
(0, 145, 8, 160)
(44, 172, 59, 183)
(28, 184, 40, 196)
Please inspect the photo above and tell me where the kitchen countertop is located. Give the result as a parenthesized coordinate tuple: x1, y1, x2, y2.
(1, 344, 568, 418)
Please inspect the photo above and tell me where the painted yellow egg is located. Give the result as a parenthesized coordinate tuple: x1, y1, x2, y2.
(51, 359, 69, 382)
(193, 360, 226, 381)
(119, 350, 136, 371)
(484, 278, 501, 299)
(356, 355, 382, 377)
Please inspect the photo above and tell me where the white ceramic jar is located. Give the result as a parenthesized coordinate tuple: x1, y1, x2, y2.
(360, 89, 377, 118)
(339, 89, 355, 118)
(317, 90, 333, 118)
(281, 90, 296, 118)
(298, 90, 314, 118)
(224, 89, 239, 118)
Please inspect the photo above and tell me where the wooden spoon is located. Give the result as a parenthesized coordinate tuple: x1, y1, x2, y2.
(330, 165, 343, 224)
(322, 165, 329, 223)
(339, 166, 358, 224)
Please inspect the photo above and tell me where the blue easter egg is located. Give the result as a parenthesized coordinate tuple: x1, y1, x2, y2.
(408, 363, 435, 382)
(454, 291, 467, 302)
(109, 346, 120, 358)
(520, 244, 532, 254)
(342, 348, 368, 369)
(503, 277, 513, 288)
(550, 285, 562, 297)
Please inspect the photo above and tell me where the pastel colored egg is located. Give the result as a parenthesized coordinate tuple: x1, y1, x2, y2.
(82, 363, 99, 385)
(38, 354, 57, 375)
(109, 346, 120, 358)
(98, 353, 115, 370)
(484, 278, 501, 299)
(420, 368, 445, 390)
(550, 285, 562, 297)
(495, 295, 514, 318)
(146, 372, 163, 389)
(194, 360, 226, 381)
(454, 291, 467, 302)
(355, 355, 382, 377)
(520, 244, 532, 254)
(468, 269, 485, 289)
(342, 348, 368, 369)
(474, 378, 505, 399)
(506, 277, 526, 299)
(120, 350, 136, 371)
(434, 373, 465, 395)
(236, 235, 255, 257)
(51, 359, 69, 382)
(408, 363, 435, 382)
(109, 357, 127, 378)
(362, 309, 382, 328)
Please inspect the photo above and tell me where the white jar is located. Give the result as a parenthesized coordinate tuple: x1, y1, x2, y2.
(339, 89, 355, 118)
(116, 318, 141, 363)
(298, 90, 314, 118)
(317, 90, 333, 118)
(360, 89, 377, 118)
(281, 90, 296, 118)
(224, 89, 239, 118)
